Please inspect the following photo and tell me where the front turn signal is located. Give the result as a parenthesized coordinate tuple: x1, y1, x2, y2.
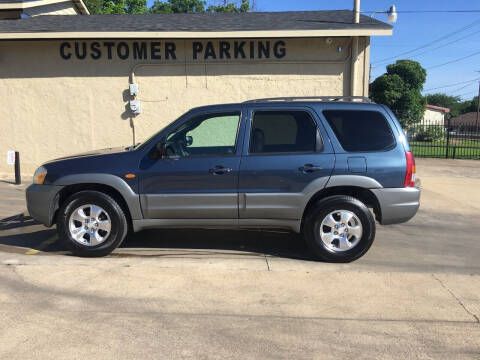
(33, 166, 47, 185)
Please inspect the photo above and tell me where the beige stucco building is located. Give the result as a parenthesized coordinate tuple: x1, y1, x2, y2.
(0, 0, 391, 177)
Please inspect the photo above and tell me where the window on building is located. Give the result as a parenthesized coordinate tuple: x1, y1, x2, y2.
(249, 110, 318, 154)
(323, 110, 396, 152)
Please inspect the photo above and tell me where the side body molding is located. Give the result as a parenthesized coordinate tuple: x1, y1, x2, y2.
(325, 175, 383, 189)
(53, 174, 143, 220)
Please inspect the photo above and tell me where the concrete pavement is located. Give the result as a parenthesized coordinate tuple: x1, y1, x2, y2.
(0, 158, 479, 359)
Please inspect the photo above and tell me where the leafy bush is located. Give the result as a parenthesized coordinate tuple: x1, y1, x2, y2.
(411, 125, 445, 142)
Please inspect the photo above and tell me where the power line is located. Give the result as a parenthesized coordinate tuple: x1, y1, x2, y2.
(405, 28, 480, 59)
(427, 49, 480, 69)
(363, 10, 480, 14)
(456, 90, 478, 98)
(424, 78, 480, 91)
(449, 82, 479, 94)
(372, 18, 480, 64)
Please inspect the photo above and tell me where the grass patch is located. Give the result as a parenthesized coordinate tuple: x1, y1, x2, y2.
(410, 141, 480, 159)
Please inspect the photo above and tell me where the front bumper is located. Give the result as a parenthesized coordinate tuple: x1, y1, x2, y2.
(26, 184, 64, 227)
(371, 187, 421, 225)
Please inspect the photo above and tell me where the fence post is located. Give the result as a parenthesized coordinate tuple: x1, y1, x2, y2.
(445, 117, 451, 159)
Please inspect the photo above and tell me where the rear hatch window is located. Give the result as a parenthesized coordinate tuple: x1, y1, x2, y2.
(323, 110, 396, 152)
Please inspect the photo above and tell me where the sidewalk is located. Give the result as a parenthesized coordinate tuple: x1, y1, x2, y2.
(0, 181, 27, 220)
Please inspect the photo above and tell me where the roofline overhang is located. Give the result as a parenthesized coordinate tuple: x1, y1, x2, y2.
(0, 0, 89, 15)
(0, 28, 392, 40)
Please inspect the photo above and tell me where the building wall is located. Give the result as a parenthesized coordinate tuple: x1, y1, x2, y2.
(24, 2, 79, 16)
(0, 37, 369, 176)
(423, 108, 445, 126)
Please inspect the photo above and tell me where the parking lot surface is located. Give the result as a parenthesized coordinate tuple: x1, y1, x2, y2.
(0, 158, 479, 359)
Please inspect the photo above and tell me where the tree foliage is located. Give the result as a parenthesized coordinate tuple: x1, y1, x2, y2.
(85, 0, 146, 14)
(149, 0, 206, 13)
(84, 0, 250, 14)
(370, 60, 427, 127)
(426, 93, 478, 118)
(207, 0, 249, 12)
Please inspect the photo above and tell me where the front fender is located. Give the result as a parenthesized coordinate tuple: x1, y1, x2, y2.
(53, 174, 143, 220)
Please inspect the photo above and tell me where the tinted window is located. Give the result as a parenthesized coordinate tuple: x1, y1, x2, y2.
(249, 111, 318, 154)
(323, 110, 395, 152)
(166, 112, 240, 157)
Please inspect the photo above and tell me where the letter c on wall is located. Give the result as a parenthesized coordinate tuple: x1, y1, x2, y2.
(60, 42, 71, 60)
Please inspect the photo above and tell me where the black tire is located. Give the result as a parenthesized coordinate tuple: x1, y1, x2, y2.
(57, 190, 128, 257)
(303, 195, 376, 263)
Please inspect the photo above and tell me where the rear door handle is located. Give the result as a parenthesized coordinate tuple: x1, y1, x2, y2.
(299, 164, 323, 173)
(209, 165, 232, 175)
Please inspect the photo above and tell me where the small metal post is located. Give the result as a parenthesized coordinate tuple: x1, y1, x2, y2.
(476, 80, 479, 136)
(14, 151, 21, 185)
(452, 146, 456, 160)
(445, 117, 451, 159)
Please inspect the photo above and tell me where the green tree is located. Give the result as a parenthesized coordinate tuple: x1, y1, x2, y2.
(149, 0, 206, 13)
(85, 0, 146, 14)
(207, 0, 249, 12)
(461, 96, 479, 114)
(83, 0, 103, 14)
(103, 0, 127, 14)
(127, 0, 147, 13)
(85, 0, 250, 16)
(425, 93, 460, 109)
(370, 60, 427, 127)
(425, 93, 478, 118)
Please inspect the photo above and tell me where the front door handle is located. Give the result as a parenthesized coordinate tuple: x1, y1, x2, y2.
(209, 165, 232, 175)
(299, 164, 323, 173)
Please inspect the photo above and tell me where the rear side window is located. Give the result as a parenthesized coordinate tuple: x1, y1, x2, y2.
(323, 110, 395, 152)
(249, 110, 318, 154)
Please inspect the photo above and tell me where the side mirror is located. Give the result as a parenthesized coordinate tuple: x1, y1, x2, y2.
(150, 141, 166, 159)
(185, 135, 193, 146)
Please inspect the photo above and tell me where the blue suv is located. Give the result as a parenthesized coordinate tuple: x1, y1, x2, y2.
(26, 97, 420, 262)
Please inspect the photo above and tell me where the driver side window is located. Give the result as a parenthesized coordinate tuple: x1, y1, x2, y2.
(166, 112, 241, 157)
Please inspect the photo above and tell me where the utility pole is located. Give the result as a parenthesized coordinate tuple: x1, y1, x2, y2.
(476, 78, 480, 135)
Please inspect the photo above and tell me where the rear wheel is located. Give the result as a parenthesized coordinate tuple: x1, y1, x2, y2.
(303, 195, 375, 262)
(57, 190, 128, 257)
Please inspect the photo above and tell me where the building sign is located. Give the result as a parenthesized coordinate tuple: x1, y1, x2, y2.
(59, 40, 287, 61)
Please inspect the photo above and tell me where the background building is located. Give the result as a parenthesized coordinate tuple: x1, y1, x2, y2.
(423, 104, 450, 125)
(0, 0, 391, 176)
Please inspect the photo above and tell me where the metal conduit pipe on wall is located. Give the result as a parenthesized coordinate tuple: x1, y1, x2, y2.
(350, 0, 360, 96)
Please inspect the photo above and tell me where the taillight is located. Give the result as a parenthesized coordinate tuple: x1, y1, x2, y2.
(404, 151, 416, 187)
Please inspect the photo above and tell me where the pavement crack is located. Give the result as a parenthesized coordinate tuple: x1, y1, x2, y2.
(432, 274, 479, 323)
(264, 254, 270, 271)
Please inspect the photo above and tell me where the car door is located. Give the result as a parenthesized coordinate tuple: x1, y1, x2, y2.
(139, 109, 245, 219)
(238, 106, 335, 220)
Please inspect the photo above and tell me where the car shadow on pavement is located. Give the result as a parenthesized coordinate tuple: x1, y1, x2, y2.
(119, 229, 315, 261)
(0, 216, 315, 260)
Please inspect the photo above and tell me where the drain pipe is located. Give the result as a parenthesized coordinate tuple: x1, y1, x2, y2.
(351, 0, 360, 96)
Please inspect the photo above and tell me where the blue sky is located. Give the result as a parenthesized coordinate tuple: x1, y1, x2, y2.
(147, 0, 480, 101)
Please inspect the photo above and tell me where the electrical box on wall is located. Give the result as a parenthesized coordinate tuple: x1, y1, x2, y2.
(129, 100, 141, 114)
(129, 83, 139, 96)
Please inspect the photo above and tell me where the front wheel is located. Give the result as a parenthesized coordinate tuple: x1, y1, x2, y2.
(303, 195, 376, 262)
(57, 190, 128, 257)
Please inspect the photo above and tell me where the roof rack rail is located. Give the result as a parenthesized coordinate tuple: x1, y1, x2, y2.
(244, 96, 375, 104)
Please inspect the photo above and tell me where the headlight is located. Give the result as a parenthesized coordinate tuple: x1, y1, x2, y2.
(33, 166, 47, 184)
